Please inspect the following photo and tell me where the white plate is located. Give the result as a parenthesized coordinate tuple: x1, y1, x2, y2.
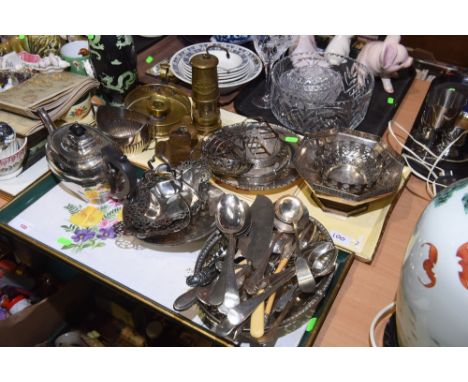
(188, 49, 247, 73)
(182, 66, 250, 83)
(170, 42, 262, 94)
(175, 43, 250, 72)
(182, 62, 249, 79)
(182, 63, 254, 85)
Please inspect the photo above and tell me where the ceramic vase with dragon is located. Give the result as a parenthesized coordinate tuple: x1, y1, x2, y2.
(88, 35, 138, 105)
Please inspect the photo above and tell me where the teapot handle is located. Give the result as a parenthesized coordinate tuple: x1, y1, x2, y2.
(101, 145, 137, 200)
(36, 107, 58, 135)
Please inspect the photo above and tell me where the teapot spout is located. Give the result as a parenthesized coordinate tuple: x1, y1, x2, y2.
(36, 108, 57, 135)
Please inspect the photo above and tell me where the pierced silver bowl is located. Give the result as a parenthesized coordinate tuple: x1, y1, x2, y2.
(294, 129, 404, 204)
(123, 160, 212, 239)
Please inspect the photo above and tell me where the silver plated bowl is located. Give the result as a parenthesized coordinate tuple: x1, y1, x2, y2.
(294, 129, 404, 203)
(96, 105, 151, 155)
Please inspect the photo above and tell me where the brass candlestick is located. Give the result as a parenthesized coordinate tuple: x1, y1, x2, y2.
(190, 46, 225, 135)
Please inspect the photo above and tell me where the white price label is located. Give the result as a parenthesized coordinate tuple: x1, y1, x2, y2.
(330, 231, 364, 251)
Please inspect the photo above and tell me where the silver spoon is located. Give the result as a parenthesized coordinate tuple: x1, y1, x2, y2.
(311, 252, 337, 278)
(274, 196, 304, 227)
(274, 196, 308, 251)
(216, 254, 317, 336)
(303, 241, 335, 260)
(297, 221, 318, 250)
(209, 194, 249, 308)
(302, 241, 337, 277)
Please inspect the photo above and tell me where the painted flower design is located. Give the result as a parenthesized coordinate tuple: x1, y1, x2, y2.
(72, 229, 96, 243)
(72, 106, 87, 117)
(99, 219, 113, 229)
(97, 226, 116, 240)
(70, 206, 104, 228)
(59, 201, 123, 253)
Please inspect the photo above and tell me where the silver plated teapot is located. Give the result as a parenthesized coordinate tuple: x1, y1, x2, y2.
(37, 108, 137, 205)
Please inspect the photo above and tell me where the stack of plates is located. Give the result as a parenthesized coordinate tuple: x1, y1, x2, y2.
(170, 42, 262, 94)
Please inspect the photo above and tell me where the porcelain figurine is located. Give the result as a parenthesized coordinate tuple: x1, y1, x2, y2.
(356, 35, 413, 93)
(290, 35, 317, 55)
(0, 51, 69, 73)
(325, 35, 353, 64)
(289, 35, 318, 68)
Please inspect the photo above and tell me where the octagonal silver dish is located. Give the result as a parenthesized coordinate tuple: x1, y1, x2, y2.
(294, 129, 404, 204)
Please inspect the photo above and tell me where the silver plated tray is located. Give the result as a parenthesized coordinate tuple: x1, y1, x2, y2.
(202, 122, 301, 191)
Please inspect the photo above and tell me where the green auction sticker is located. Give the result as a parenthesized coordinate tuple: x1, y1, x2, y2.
(87, 35, 95, 40)
(387, 96, 395, 105)
(306, 317, 318, 332)
(18, 35, 26, 40)
(57, 237, 72, 246)
(145, 56, 154, 64)
(284, 136, 299, 143)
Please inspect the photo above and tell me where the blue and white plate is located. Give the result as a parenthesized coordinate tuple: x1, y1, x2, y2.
(174, 43, 250, 74)
(169, 42, 262, 94)
(210, 35, 252, 44)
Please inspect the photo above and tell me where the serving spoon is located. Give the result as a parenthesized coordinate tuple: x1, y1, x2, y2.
(207, 194, 250, 308)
